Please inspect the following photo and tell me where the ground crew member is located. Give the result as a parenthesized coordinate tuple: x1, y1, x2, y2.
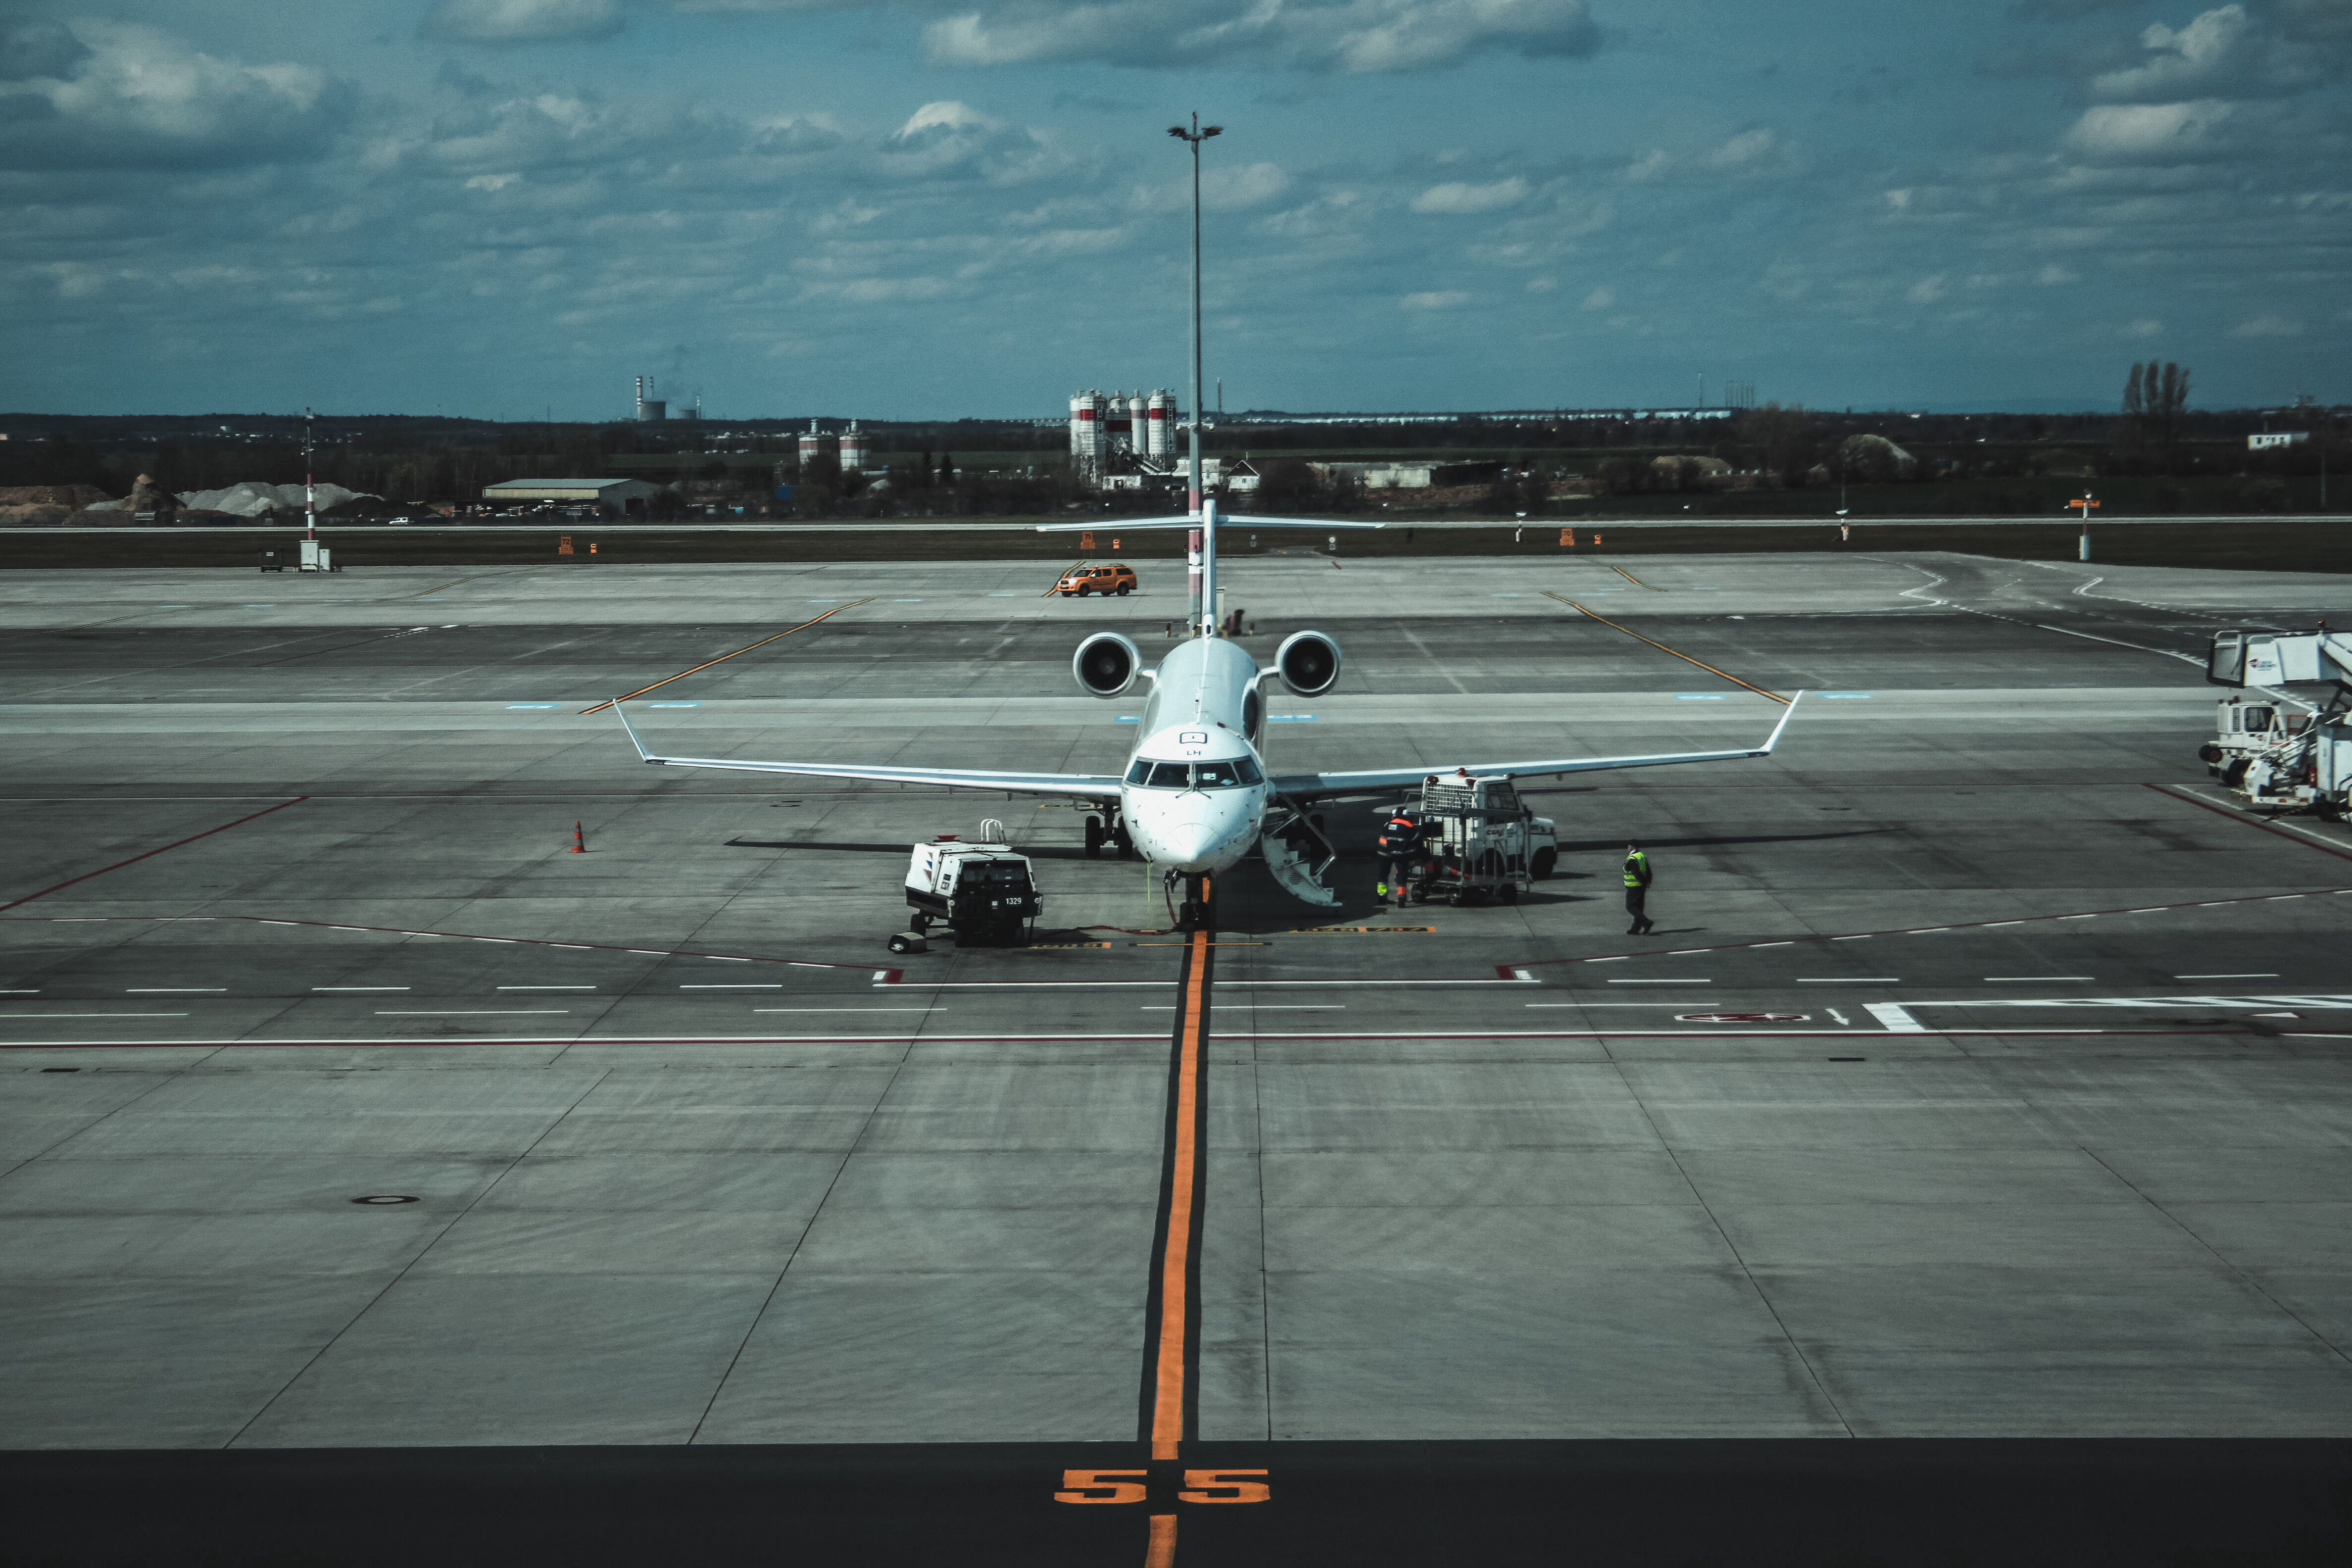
(1377, 809, 1421, 907)
(1623, 841, 1655, 935)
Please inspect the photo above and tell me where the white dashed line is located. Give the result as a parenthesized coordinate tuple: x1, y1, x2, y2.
(1986, 976, 2093, 982)
(1608, 978, 1710, 985)
(374, 1010, 571, 1016)
(1798, 978, 1897, 984)
(682, 983, 783, 990)
(499, 985, 595, 990)
(2178, 973, 2278, 980)
(314, 986, 409, 992)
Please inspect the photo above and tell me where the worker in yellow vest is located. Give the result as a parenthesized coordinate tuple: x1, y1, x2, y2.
(1622, 842, 1655, 935)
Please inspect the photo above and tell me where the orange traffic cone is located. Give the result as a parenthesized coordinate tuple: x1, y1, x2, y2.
(570, 821, 587, 854)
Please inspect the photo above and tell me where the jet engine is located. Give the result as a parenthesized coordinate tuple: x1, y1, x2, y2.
(1073, 631, 1142, 697)
(1274, 630, 1343, 697)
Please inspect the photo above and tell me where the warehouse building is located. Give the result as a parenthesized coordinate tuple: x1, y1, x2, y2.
(481, 478, 664, 514)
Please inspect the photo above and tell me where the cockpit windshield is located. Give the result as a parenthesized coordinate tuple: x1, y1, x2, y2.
(1125, 756, 1264, 789)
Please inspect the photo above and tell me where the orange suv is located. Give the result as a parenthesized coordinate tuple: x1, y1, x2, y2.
(1056, 564, 1136, 597)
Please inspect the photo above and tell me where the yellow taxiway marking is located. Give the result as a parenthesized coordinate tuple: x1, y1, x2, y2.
(579, 599, 874, 714)
(1544, 592, 1790, 705)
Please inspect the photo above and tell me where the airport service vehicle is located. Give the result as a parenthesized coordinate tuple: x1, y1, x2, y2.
(895, 835, 1039, 950)
(612, 499, 1801, 926)
(1391, 775, 1559, 906)
(1057, 564, 1136, 597)
(2204, 628, 2352, 818)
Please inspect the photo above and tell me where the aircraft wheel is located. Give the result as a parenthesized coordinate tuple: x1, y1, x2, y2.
(1530, 848, 1556, 880)
(1084, 815, 1104, 857)
(1498, 882, 1519, 905)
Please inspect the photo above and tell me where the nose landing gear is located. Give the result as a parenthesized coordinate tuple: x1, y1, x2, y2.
(1167, 871, 1214, 932)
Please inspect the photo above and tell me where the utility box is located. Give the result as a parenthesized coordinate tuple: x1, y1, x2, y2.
(903, 837, 1040, 946)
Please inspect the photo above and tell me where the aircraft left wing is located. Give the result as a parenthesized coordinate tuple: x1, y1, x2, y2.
(612, 703, 1125, 799)
(1270, 694, 1803, 802)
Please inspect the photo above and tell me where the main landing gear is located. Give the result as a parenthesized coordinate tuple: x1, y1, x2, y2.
(1083, 808, 1134, 860)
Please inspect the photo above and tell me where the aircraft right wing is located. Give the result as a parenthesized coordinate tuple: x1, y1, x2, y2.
(1269, 694, 1803, 802)
(612, 703, 1124, 799)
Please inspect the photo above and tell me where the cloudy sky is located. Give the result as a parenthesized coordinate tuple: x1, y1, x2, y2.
(2, 0, 2347, 419)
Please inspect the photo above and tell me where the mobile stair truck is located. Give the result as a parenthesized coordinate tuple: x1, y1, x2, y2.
(1398, 774, 1560, 906)
(2204, 628, 2352, 820)
(893, 834, 1041, 952)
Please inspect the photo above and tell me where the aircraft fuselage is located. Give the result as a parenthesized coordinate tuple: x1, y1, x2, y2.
(1117, 635, 1270, 876)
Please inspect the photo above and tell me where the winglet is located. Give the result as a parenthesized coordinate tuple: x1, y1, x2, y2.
(1759, 691, 1803, 755)
(610, 700, 660, 764)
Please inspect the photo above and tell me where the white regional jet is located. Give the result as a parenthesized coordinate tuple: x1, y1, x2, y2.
(613, 501, 1800, 923)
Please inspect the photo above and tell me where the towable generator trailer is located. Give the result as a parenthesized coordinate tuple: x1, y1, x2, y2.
(1392, 775, 1560, 906)
(897, 836, 1040, 950)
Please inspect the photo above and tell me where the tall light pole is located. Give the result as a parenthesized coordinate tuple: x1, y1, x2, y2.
(1168, 113, 1221, 521)
(303, 406, 316, 543)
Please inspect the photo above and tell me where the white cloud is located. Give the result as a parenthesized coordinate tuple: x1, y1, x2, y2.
(2036, 263, 2078, 284)
(2229, 312, 2299, 336)
(1628, 126, 1791, 181)
(1580, 285, 1613, 310)
(1884, 188, 1911, 210)
(1705, 127, 1778, 170)
(2093, 5, 2249, 99)
(1907, 275, 1947, 304)
(0, 22, 334, 171)
(1131, 161, 1291, 212)
(422, 0, 625, 43)
(2124, 318, 2165, 337)
(1526, 276, 1557, 292)
(923, 0, 1600, 74)
(1401, 290, 1471, 309)
(1411, 176, 1528, 213)
(2063, 99, 2233, 157)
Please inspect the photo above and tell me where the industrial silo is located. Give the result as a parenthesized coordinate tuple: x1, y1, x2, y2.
(1069, 391, 1106, 477)
(798, 420, 833, 472)
(1146, 390, 1176, 459)
(839, 420, 870, 474)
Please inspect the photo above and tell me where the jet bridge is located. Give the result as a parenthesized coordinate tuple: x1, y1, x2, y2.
(2204, 628, 2352, 818)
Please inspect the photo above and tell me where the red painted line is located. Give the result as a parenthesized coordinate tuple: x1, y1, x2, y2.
(0, 910, 882, 973)
(1514, 881, 2352, 970)
(0, 798, 308, 913)
(2145, 783, 2352, 864)
(0, 1026, 2279, 1052)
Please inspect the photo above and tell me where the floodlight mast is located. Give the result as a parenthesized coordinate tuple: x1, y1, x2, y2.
(1167, 114, 1221, 520)
(303, 407, 316, 542)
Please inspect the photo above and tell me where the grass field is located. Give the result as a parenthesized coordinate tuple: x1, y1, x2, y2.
(7, 516, 2352, 574)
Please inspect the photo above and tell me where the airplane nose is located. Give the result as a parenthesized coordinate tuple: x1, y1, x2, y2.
(1159, 821, 1219, 869)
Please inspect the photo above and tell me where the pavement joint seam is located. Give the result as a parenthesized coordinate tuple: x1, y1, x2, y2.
(222, 1064, 616, 1450)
